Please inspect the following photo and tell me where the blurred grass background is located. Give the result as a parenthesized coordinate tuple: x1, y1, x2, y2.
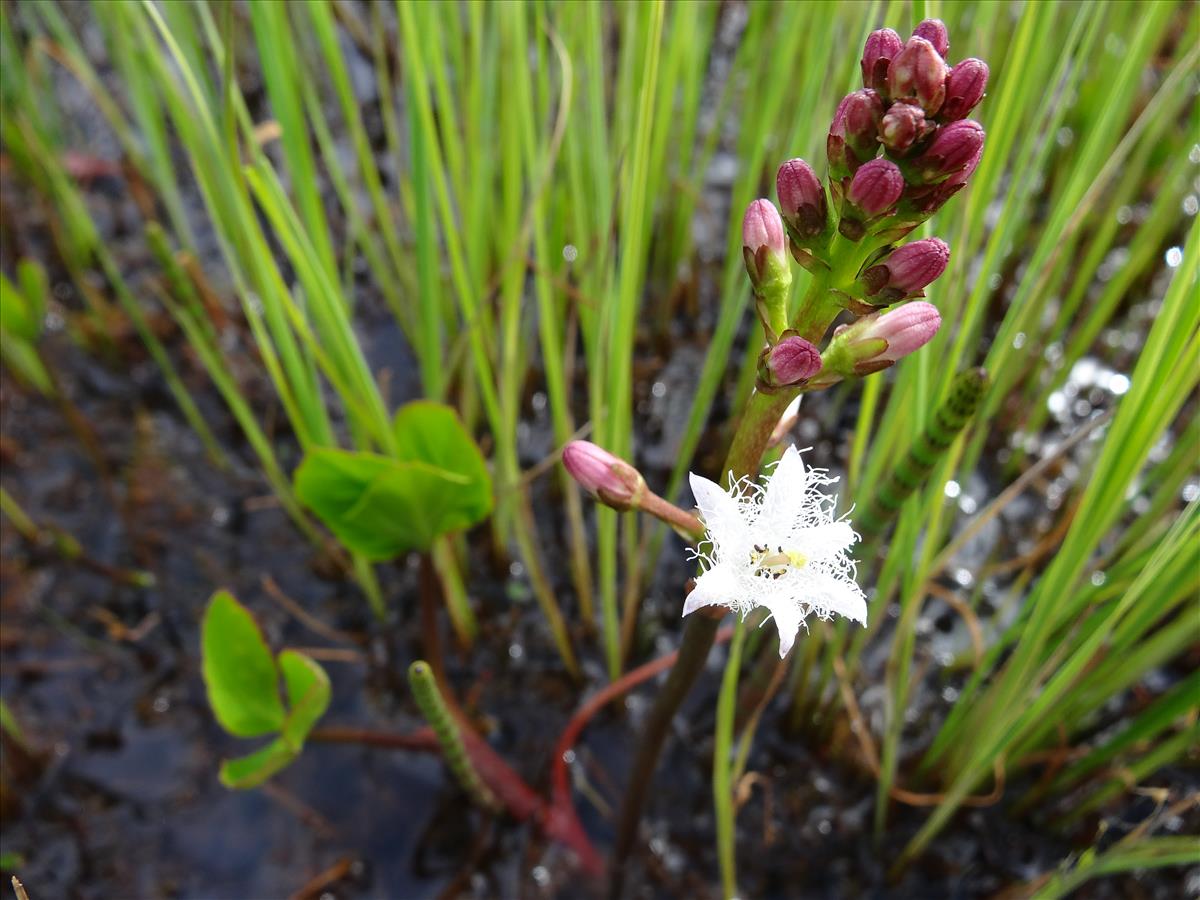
(1, 0, 1197, 889)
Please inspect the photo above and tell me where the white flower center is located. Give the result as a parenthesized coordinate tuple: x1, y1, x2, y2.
(749, 543, 808, 580)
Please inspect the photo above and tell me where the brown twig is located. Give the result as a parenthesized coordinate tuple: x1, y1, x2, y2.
(261, 782, 337, 838)
(287, 857, 354, 900)
(926, 583, 985, 668)
(261, 575, 364, 646)
(928, 409, 1112, 580)
(833, 656, 1005, 807)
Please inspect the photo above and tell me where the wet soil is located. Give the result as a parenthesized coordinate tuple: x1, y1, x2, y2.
(1, 4, 1195, 899)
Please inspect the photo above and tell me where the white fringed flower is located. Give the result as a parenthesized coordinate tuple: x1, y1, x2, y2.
(686, 445, 867, 657)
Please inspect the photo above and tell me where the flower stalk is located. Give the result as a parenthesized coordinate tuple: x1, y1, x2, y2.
(600, 17, 990, 893)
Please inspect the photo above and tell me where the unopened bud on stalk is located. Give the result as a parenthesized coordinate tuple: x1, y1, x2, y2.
(859, 238, 950, 303)
(912, 19, 950, 57)
(909, 119, 985, 184)
(563, 441, 704, 540)
(563, 441, 645, 511)
(940, 59, 989, 121)
(841, 159, 904, 240)
(758, 334, 823, 390)
(861, 28, 903, 96)
(776, 158, 829, 241)
(887, 37, 947, 115)
(742, 199, 793, 341)
(898, 141, 984, 220)
(811, 301, 942, 385)
(828, 89, 884, 178)
(863, 301, 942, 363)
(880, 101, 931, 155)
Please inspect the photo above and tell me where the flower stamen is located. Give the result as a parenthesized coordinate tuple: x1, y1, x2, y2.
(750, 544, 809, 579)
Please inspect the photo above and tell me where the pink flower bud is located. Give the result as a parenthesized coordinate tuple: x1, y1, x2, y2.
(776, 158, 828, 240)
(912, 19, 949, 57)
(742, 199, 787, 261)
(887, 37, 947, 115)
(767, 336, 823, 385)
(811, 301, 943, 384)
(828, 89, 885, 175)
(883, 238, 950, 292)
(861, 28, 903, 96)
(868, 301, 942, 362)
(847, 158, 904, 216)
(741, 199, 789, 290)
(940, 58, 989, 121)
(562, 441, 644, 510)
(880, 101, 931, 154)
(912, 119, 985, 183)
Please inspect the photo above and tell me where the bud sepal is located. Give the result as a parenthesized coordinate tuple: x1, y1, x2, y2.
(809, 301, 942, 386)
(742, 199, 794, 342)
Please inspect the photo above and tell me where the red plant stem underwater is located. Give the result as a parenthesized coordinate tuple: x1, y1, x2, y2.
(311, 626, 736, 875)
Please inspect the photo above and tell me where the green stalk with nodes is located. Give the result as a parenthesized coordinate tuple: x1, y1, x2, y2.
(859, 367, 989, 537)
(407, 661, 500, 813)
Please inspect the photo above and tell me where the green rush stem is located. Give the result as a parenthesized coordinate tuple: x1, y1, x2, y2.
(714, 619, 748, 900)
(609, 278, 838, 892)
(859, 368, 988, 538)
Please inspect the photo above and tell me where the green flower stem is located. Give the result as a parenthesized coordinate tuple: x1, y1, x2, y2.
(407, 660, 500, 812)
(713, 618, 748, 899)
(609, 273, 847, 893)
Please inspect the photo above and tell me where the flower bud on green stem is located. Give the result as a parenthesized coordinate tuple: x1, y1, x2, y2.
(757, 334, 822, 392)
(858, 238, 950, 304)
(940, 59, 989, 121)
(742, 199, 793, 341)
(809, 301, 942, 385)
(912, 19, 950, 58)
(887, 37, 947, 116)
(562, 440, 644, 511)
(840, 158, 904, 241)
(880, 101, 933, 156)
(827, 89, 884, 179)
(861, 29, 903, 97)
(562, 441, 704, 540)
(776, 158, 830, 242)
(906, 119, 985, 184)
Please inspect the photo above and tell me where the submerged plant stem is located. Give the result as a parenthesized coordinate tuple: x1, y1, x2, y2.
(609, 610, 721, 894)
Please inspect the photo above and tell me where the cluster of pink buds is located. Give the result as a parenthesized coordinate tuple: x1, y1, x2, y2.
(831, 20, 988, 241)
(738, 19, 987, 393)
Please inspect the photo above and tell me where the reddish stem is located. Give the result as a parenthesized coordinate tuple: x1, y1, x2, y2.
(548, 625, 736, 867)
(308, 628, 739, 878)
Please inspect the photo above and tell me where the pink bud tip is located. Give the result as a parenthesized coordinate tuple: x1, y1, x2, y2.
(941, 59, 989, 121)
(861, 28, 903, 95)
(912, 19, 950, 57)
(872, 302, 942, 361)
(742, 199, 787, 260)
(885, 238, 951, 293)
(888, 37, 947, 115)
(830, 89, 885, 161)
(918, 119, 986, 182)
(562, 441, 641, 505)
(768, 336, 823, 385)
(848, 158, 905, 215)
(776, 159, 827, 238)
(880, 101, 929, 154)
